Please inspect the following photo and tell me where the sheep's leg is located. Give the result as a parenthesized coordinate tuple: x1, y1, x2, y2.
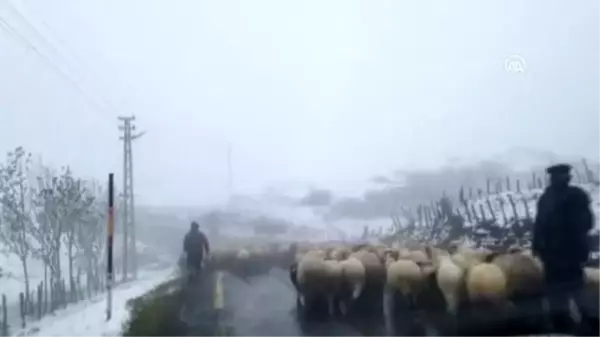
(327, 294, 336, 317)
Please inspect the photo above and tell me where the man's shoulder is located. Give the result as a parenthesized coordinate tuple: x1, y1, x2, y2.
(185, 231, 198, 238)
(538, 188, 553, 202)
(567, 185, 591, 203)
(568, 185, 589, 194)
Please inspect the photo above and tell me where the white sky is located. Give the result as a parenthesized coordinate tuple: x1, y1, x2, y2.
(0, 0, 597, 206)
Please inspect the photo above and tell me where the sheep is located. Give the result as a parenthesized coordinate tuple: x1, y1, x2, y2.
(346, 249, 387, 319)
(290, 250, 338, 321)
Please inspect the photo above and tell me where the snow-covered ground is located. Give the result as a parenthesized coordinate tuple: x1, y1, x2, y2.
(219, 182, 600, 246)
(0, 237, 170, 305)
(13, 267, 176, 337)
(1, 253, 54, 305)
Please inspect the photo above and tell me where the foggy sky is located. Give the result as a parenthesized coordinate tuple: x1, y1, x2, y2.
(0, 0, 597, 206)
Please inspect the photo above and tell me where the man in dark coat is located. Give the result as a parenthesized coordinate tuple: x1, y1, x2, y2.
(532, 163, 594, 333)
(183, 221, 211, 276)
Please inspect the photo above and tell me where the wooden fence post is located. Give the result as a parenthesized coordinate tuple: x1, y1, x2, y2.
(37, 283, 42, 320)
(2, 294, 8, 336)
(19, 292, 25, 329)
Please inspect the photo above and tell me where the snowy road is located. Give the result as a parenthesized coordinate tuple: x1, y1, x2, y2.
(184, 269, 382, 336)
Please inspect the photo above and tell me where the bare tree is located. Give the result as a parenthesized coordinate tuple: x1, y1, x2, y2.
(74, 181, 106, 293)
(31, 165, 62, 302)
(32, 164, 107, 300)
(55, 168, 87, 296)
(0, 147, 35, 302)
(35, 168, 68, 289)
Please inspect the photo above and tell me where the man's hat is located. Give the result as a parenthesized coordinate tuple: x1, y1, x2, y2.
(546, 163, 572, 175)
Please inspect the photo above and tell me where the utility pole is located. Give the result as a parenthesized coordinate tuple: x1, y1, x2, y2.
(118, 116, 145, 280)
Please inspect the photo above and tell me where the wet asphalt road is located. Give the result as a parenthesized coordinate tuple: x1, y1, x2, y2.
(180, 268, 366, 336)
(217, 269, 364, 336)
(182, 270, 600, 336)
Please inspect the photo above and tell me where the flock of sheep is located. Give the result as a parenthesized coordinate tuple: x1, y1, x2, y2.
(204, 240, 600, 336)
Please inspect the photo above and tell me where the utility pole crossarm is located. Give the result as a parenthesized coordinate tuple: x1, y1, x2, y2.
(121, 131, 145, 141)
(117, 115, 135, 121)
(131, 131, 146, 140)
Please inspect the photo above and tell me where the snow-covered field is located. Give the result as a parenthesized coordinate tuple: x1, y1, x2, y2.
(219, 182, 600, 246)
(0, 236, 171, 303)
(265, 184, 596, 248)
(14, 267, 176, 337)
(213, 180, 595, 245)
(0, 253, 55, 305)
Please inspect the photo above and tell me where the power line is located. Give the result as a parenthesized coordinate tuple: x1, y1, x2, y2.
(7, 0, 121, 112)
(6, 1, 81, 76)
(0, 3, 115, 121)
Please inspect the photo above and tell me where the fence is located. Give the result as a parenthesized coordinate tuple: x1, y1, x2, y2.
(379, 160, 600, 253)
(0, 251, 170, 337)
(0, 271, 112, 337)
(0, 267, 154, 337)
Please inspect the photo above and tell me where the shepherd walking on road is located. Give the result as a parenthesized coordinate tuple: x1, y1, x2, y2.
(183, 221, 211, 280)
(532, 163, 595, 334)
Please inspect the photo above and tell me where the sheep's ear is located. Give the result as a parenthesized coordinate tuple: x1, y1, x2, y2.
(483, 251, 500, 264)
(417, 261, 437, 277)
(507, 246, 522, 254)
(424, 245, 435, 260)
(447, 242, 459, 255)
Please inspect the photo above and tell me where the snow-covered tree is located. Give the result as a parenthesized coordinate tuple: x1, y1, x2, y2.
(74, 181, 106, 292)
(31, 165, 63, 295)
(31, 163, 106, 296)
(54, 168, 88, 295)
(0, 146, 110, 309)
(0, 146, 35, 301)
